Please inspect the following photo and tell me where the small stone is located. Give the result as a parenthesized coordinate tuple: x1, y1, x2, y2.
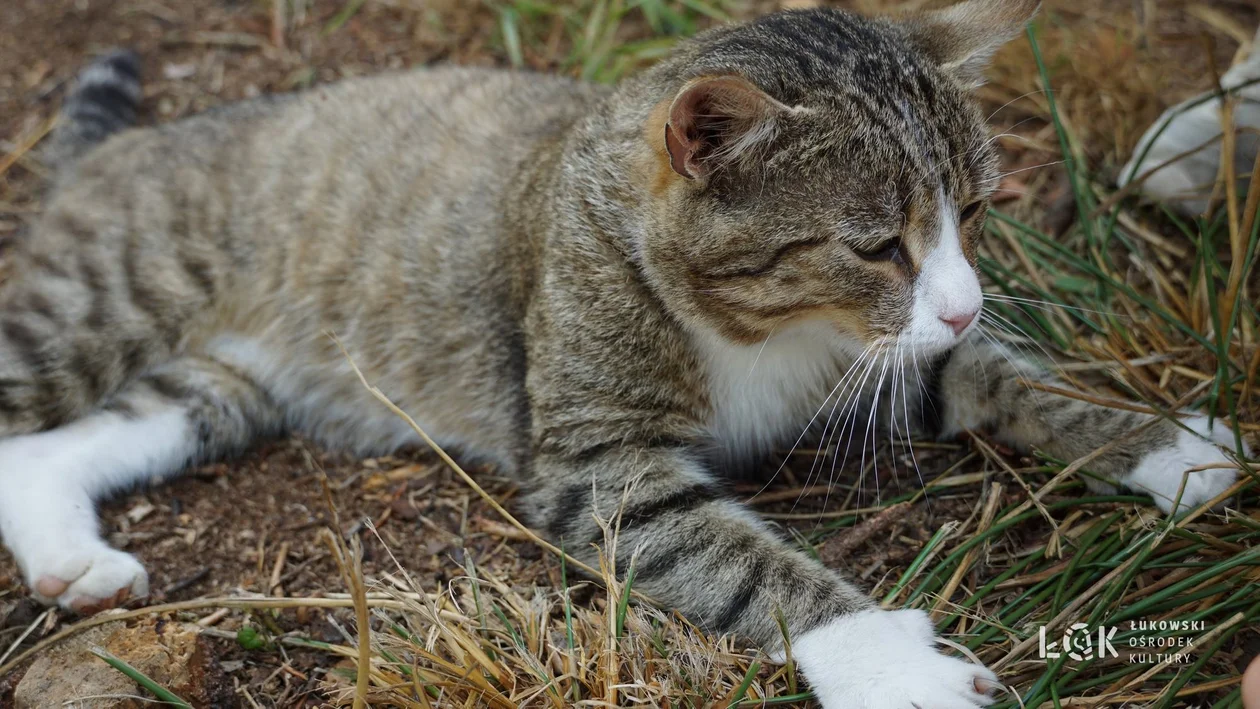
(15, 626, 131, 708)
(126, 501, 156, 523)
(13, 619, 232, 708)
(162, 62, 197, 80)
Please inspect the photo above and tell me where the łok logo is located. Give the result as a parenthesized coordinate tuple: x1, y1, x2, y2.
(1039, 623, 1118, 661)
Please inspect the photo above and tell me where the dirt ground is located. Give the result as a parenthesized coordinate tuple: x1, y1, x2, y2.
(0, 0, 1258, 707)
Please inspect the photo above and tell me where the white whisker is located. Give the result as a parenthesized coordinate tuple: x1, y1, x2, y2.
(982, 160, 1066, 182)
(975, 325, 1050, 420)
(898, 344, 926, 494)
(979, 310, 1059, 365)
(807, 347, 884, 512)
(753, 339, 880, 505)
(743, 324, 777, 385)
(985, 293, 1120, 318)
(985, 89, 1049, 122)
(820, 347, 885, 513)
(860, 350, 893, 505)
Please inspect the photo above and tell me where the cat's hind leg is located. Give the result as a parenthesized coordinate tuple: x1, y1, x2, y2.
(0, 355, 279, 612)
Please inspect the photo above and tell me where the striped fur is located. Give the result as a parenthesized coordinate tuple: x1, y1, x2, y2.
(41, 50, 143, 175)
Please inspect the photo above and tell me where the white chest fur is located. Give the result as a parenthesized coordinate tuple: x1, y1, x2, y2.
(692, 323, 854, 462)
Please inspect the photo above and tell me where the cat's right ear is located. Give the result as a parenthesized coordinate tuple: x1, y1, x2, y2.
(903, 0, 1040, 88)
(663, 76, 788, 180)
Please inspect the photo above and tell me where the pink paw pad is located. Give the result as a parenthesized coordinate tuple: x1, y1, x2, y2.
(34, 576, 70, 598)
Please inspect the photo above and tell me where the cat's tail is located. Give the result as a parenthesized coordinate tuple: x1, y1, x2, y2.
(43, 50, 143, 173)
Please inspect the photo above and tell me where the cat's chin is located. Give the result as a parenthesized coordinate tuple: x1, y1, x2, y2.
(908, 338, 965, 362)
(839, 333, 963, 365)
(884, 318, 978, 361)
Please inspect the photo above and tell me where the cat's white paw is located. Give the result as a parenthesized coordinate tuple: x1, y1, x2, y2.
(1127, 417, 1249, 515)
(25, 542, 149, 614)
(792, 608, 997, 709)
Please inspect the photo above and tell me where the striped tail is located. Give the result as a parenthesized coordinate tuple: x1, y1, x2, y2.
(43, 50, 142, 173)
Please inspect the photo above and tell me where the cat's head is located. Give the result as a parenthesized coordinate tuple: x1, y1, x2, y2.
(634, 0, 1037, 357)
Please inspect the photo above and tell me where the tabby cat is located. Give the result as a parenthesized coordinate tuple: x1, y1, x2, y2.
(0, 0, 1247, 705)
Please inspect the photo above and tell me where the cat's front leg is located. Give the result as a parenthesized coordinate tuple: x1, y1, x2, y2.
(525, 437, 996, 707)
(932, 336, 1250, 513)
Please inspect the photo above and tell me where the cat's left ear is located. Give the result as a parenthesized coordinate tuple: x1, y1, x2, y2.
(902, 0, 1040, 88)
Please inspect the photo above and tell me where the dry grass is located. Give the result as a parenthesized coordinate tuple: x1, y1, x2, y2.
(1, 0, 1258, 707)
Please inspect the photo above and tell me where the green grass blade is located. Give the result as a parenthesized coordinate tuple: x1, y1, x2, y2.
(90, 646, 192, 708)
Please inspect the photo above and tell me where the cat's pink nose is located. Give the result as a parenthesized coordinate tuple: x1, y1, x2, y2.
(941, 309, 978, 336)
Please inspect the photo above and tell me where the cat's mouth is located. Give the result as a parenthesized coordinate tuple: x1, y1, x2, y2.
(859, 332, 962, 363)
(821, 312, 972, 361)
(889, 314, 979, 359)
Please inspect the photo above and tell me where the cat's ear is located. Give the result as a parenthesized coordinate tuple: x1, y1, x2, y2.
(902, 0, 1040, 88)
(664, 76, 788, 180)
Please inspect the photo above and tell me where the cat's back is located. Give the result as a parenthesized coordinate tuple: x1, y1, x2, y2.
(217, 64, 605, 327)
(45, 65, 604, 267)
(219, 65, 604, 240)
(63, 64, 604, 240)
(16, 63, 607, 465)
(255, 65, 603, 170)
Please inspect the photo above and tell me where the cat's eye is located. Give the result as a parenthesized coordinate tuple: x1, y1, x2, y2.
(852, 237, 904, 264)
(959, 201, 984, 222)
